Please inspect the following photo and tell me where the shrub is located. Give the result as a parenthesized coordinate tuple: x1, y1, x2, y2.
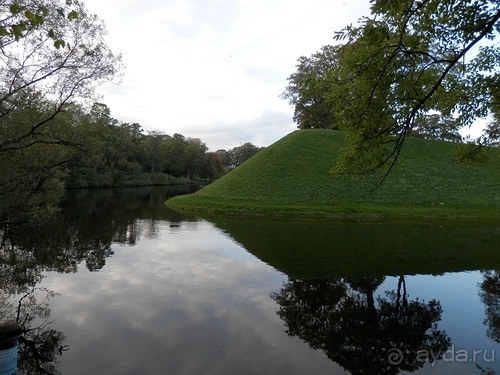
(453, 142, 487, 164)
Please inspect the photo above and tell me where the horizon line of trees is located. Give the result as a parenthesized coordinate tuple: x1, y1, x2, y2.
(60, 101, 264, 188)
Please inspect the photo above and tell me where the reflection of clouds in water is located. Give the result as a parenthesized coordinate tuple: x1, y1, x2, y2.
(42, 220, 346, 375)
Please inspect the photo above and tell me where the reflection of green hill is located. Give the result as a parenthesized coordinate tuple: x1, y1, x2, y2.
(210, 218, 500, 278)
(166, 130, 500, 218)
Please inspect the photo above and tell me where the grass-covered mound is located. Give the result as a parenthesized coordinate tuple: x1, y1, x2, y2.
(165, 130, 500, 219)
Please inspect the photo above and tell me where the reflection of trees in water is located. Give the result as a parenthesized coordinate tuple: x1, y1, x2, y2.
(271, 276, 450, 375)
(0, 206, 128, 374)
(0, 187, 195, 374)
(480, 271, 500, 343)
(0, 241, 43, 294)
(0, 240, 66, 374)
(0, 187, 197, 274)
(0, 287, 66, 375)
(1, 224, 114, 274)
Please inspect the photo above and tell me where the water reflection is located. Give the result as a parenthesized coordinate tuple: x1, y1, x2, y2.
(0, 286, 66, 374)
(1, 232, 67, 374)
(480, 271, 500, 344)
(0, 186, 199, 274)
(207, 216, 500, 373)
(208, 217, 500, 278)
(0, 187, 499, 374)
(271, 276, 450, 374)
(0, 186, 198, 374)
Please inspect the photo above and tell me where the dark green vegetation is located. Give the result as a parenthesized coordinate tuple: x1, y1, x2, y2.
(166, 130, 500, 219)
(209, 217, 500, 279)
(283, 0, 500, 183)
(62, 105, 227, 189)
(51, 102, 261, 190)
(0, 0, 122, 227)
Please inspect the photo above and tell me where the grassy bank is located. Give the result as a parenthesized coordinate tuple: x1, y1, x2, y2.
(165, 130, 500, 219)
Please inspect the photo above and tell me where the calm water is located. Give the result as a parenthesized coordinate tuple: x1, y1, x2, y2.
(2, 187, 500, 374)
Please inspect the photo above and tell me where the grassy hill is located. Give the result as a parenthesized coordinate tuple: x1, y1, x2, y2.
(165, 130, 500, 219)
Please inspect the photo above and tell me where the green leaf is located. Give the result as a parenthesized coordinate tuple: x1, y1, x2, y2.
(11, 25, 26, 39)
(34, 15, 44, 25)
(48, 29, 55, 39)
(10, 4, 22, 15)
(54, 39, 66, 49)
(0, 27, 9, 37)
(24, 10, 35, 20)
(68, 10, 78, 20)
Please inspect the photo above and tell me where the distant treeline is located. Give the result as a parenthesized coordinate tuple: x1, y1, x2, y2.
(1, 100, 264, 228)
(56, 102, 263, 188)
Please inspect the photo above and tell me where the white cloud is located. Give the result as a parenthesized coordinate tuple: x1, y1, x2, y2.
(182, 110, 295, 150)
(83, 0, 370, 149)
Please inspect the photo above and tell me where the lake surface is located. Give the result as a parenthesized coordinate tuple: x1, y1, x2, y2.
(1, 186, 500, 374)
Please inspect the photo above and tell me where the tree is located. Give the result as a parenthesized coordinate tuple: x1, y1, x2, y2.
(204, 152, 226, 180)
(281, 45, 341, 129)
(318, 0, 500, 184)
(184, 138, 208, 179)
(228, 142, 262, 167)
(485, 88, 500, 146)
(0, 1, 121, 128)
(215, 149, 231, 167)
(0, 0, 122, 226)
(0, 1, 72, 47)
(0, 92, 75, 227)
(143, 131, 168, 175)
(409, 113, 462, 142)
(164, 133, 188, 177)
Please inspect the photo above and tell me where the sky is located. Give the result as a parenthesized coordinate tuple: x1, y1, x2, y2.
(81, 0, 371, 151)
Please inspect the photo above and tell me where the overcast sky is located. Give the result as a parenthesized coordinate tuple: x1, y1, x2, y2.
(81, 0, 370, 151)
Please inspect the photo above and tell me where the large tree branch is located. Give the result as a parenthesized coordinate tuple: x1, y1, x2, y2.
(364, 8, 500, 187)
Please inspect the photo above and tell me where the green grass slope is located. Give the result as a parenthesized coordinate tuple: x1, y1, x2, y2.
(166, 130, 500, 219)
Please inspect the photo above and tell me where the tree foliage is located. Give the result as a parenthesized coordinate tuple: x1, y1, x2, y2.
(332, 0, 500, 182)
(0, 0, 122, 227)
(284, 0, 500, 184)
(281, 45, 341, 129)
(0, 0, 121, 113)
(226, 142, 263, 167)
(53, 102, 260, 187)
(409, 113, 462, 142)
(486, 89, 500, 145)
